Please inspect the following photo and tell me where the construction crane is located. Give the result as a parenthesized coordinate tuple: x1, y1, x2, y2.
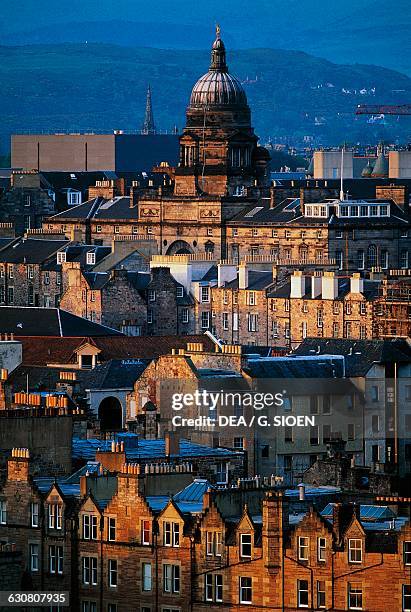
(356, 104, 411, 115)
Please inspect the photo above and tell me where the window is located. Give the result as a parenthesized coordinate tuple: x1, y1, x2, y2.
(7, 287, 14, 304)
(49, 545, 63, 575)
(142, 562, 152, 591)
(48, 504, 62, 530)
(108, 605, 117, 612)
(403, 585, 411, 612)
(372, 444, 380, 462)
(176, 286, 184, 298)
(380, 249, 388, 268)
(163, 564, 180, 593)
(108, 517, 116, 541)
(108, 559, 117, 587)
(31, 502, 39, 527)
(239, 577, 252, 604)
(29, 543, 39, 572)
(132, 225, 138, 234)
(147, 226, 153, 234)
(357, 250, 365, 270)
(348, 423, 355, 441)
(247, 291, 256, 306)
(82, 557, 98, 585)
(247, 313, 258, 332)
(201, 286, 210, 302)
(372, 415, 379, 433)
(234, 437, 244, 450)
(44, 271, 50, 285)
(367, 245, 377, 268)
(318, 537, 326, 562)
(285, 426, 293, 443)
(57, 252, 66, 264)
(316, 580, 326, 608)
(96, 225, 102, 233)
(348, 583, 363, 610)
(336, 250, 343, 270)
(310, 396, 319, 415)
(371, 385, 379, 402)
(86, 252, 96, 265)
(147, 310, 153, 324)
(298, 536, 309, 561)
(163, 522, 180, 547)
(216, 462, 228, 484)
(141, 520, 151, 545)
(205, 573, 223, 602)
(114, 225, 120, 234)
(240, 533, 252, 558)
(232, 228, 238, 237)
(317, 308, 323, 328)
(298, 579, 309, 608)
(28, 284, 34, 306)
(403, 542, 411, 565)
(201, 311, 210, 329)
(182, 308, 189, 324)
(348, 539, 362, 563)
(336, 230, 343, 239)
(148, 290, 156, 302)
(400, 250, 409, 269)
(222, 312, 229, 330)
(310, 425, 319, 445)
(81, 603, 97, 612)
(83, 514, 98, 540)
(26, 264, 34, 279)
(68, 191, 81, 206)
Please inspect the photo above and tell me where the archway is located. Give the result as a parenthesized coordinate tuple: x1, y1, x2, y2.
(98, 396, 123, 431)
(166, 240, 194, 255)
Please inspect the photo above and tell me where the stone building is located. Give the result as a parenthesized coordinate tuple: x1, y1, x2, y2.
(60, 262, 149, 333)
(0, 171, 57, 234)
(0, 450, 410, 612)
(193, 264, 410, 349)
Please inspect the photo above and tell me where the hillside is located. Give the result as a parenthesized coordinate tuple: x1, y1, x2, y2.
(1, 0, 410, 75)
(1, 43, 411, 152)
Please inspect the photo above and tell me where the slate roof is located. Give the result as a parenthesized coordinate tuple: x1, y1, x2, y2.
(17, 334, 216, 366)
(83, 359, 149, 390)
(72, 436, 241, 462)
(225, 270, 274, 291)
(82, 270, 150, 291)
(243, 356, 345, 379)
(0, 307, 124, 337)
(0, 238, 68, 263)
(48, 196, 139, 222)
(267, 277, 381, 300)
(293, 338, 411, 377)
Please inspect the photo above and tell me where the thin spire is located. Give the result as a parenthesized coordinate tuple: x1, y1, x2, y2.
(142, 85, 156, 135)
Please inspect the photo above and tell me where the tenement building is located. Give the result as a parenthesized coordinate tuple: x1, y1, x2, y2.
(0, 449, 410, 612)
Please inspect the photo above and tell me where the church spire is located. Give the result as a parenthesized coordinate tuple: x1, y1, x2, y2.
(210, 24, 228, 72)
(142, 84, 156, 135)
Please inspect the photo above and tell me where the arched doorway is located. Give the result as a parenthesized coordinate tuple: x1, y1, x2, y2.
(98, 396, 123, 431)
(166, 240, 193, 255)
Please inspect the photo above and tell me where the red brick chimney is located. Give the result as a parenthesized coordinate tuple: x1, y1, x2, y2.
(7, 448, 30, 481)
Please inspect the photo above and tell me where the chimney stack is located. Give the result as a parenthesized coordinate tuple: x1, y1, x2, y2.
(238, 263, 249, 290)
(321, 271, 338, 300)
(350, 273, 364, 295)
(290, 271, 306, 299)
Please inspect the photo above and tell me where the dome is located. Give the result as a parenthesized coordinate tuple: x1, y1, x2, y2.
(189, 26, 247, 108)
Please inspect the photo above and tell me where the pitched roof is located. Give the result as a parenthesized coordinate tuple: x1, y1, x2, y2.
(0, 237, 68, 263)
(293, 338, 411, 376)
(17, 334, 216, 366)
(0, 307, 123, 337)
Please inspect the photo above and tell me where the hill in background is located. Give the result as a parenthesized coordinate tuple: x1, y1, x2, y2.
(1, 42, 411, 154)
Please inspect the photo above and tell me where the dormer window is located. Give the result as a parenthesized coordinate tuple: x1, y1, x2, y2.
(164, 521, 180, 547)
(48, 503, 62, 530)
(348, 538, 362, 563)
(176, 286, 184, 298)
(240, 533, 252, 558)
(57, 252, 66, 264)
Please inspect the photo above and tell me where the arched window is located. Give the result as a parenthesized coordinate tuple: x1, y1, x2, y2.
(367, 245, 377, 268)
